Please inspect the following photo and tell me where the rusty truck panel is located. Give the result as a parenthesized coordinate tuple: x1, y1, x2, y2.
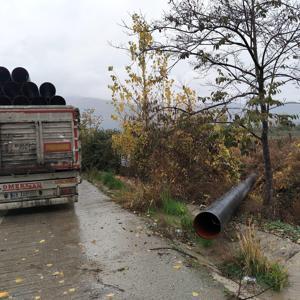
(0, 106, 80, 210)
(0, 106, 80, 176)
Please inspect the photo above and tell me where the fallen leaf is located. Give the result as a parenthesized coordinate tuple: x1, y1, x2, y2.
(106, 293, 115, 298)
(15, 277, 24, 284)
(0, 291, 9, 299)
(59, 280, 65, 284)
(52, 271, 64, 277)
(69, 288, 75, 293)
(91, 240, 96, 244)
(46, 263, 53, 267)
(34, 296, 41, 300)
(34, 249, 40, 253)
(192, 291, 199, 297)
(173, 264, 182, 270)
(39, 240, 45, 244)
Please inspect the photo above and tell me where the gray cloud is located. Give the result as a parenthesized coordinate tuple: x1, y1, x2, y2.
(0, 0, 168, 100)
(0, 0, 299, 109)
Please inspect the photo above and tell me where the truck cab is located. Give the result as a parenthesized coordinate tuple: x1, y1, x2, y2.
(0, 105, 81, 210)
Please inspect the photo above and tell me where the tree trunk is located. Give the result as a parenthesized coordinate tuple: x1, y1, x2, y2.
(261, 119, 273, 210)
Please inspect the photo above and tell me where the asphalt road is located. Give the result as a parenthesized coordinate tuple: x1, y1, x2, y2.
(0, 180, 225, 300)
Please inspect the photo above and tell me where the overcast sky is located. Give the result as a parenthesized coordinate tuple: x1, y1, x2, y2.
(0, 0, 173, 100)
(0, 0, 299, 107)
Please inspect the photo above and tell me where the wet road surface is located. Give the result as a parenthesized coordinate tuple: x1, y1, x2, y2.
(0, 180, 225, 299)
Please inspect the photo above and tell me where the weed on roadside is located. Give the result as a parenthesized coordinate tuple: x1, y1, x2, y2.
(101, 172, 125, 190)
(195, 236, 213, 248)
(223, 221, 288, 291)
(85, 169, 125, 190)
(161, 189, 187, 216)
(264, 220, 300, 243)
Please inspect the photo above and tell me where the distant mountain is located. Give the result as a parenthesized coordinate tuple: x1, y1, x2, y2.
(67, 97, 118, 129)
(272, 103, 300, 121)
(67, 96, 300, 128)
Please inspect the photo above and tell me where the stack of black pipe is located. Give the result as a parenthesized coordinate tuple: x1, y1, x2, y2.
(0, 66, 66, 106)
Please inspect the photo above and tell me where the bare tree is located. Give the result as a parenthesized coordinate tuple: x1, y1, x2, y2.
(152, 0, 300, 211)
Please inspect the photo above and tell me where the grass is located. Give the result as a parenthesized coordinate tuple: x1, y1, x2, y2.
(222, 258, 288, 292)
(85, 169, 125, 190)
(264, 220, 300, 242)
(160, 190, 213, 247)
(161, 189, 187, 216)
(100, 172, 125, 190)
(195, 236, 214, 247)
(223, 222, 288, 291)
(180, 214, 194, 231)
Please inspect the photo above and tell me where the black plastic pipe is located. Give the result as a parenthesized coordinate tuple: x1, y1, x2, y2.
(0, 67, 11, 84)
(12, 67, 30, 83)
(3, 81, 21, 98)
(0, 95, 11, 105)
(22, 82, 39, 98)
(13, 95, 30, 105)
(31, 96, 47, 105)
(193, 173, 257, 239)
(39, 82, 56, 98)
(50, 95, 66, 105)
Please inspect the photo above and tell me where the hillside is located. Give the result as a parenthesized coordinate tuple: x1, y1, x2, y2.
(67, 96, 300, 129)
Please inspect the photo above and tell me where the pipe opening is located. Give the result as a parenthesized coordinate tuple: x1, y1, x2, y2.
(12, 67, 29, 83)
(40, 82, 56, 98)
(193, 212, 221, 239)
(50, 95, 66, 105)
(3, 82, 21, 97)
(0, 67, 11, 83)
(22, 82, 39, 98)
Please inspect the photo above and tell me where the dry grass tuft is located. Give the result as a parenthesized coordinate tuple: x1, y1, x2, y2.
(115, 182, 161, 212)
(237, 221, 268, 275)
(237, 220, 288, 291)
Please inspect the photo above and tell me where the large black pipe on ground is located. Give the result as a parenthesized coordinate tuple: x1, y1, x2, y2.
(39, 82, 56, 99)
(12, 67, 30, 83)
(193, 173, 257, 239)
